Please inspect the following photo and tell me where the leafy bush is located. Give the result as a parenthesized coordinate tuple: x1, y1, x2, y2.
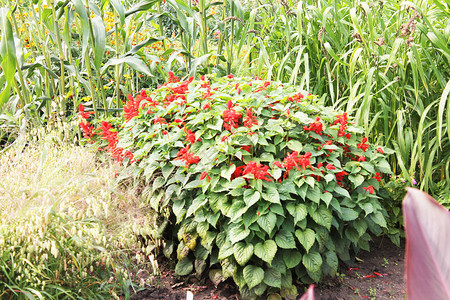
(85, 75, 396, 299)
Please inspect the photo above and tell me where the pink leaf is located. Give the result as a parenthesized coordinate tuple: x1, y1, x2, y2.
(299, 284, 315, 300)
(403, 187, 450, 300)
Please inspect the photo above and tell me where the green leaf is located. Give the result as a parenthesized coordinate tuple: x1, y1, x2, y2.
(310, 206, 333, 230)
(243, 189, 261, 208)
(257, 212, 277, 235)
(263, 267, 282, 288)
(282, 250, 302, 268)
(302, 251, 323, 273)
(228, 200, 248, 222)
(321, 192, 333, 206)
(349, 174, 365, 187)
(376, 160, 392, 174)
(335, 186, 351, 199)
(286, 203, 308, 224)
(262, 186, 281, 204)
(175, 258, 193, 276)
(233, 242, 254, 266)
(243, 265, 264, 289)
(221, 164, 236, 181)
(275, 230, 296, 249)
(286, 140, 303, 152)
(209, 269, 224, 286)
(218, 240, 234, 259)
(308, 186, 321, 203)
(92, 16, 106, 70)
(325, 251, 339, 276)
(254, 240, 277, 265)
(295, 228, 316, 253)
(370, 211, 387, 228)
(101, 56, 152, 76)
(229, 224, 250, 243)
(340, 207, 359, 221)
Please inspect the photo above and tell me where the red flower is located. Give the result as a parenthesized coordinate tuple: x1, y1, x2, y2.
(326, 164, 336, 170)
(334, 112, 348, 137)
(79, 120, 94, 139)
(223, 101, 242, 131)
(221, 135, 228, 142)
(374, 172, 382, 182)
(363, 185, 374, 194)
(254, 81, 271, 92)
(200, 171, 210, 181)
(303, 117, 323, 135)
(288, 93, 304, 102)
(185, 129, 199, 144)
(243, 108, 258, 128)
(153, 116, 167, 125)
(273, 161, 283, 168)
(174, 146, 200, 168)
(336, 170, 348, 182)
(282, 151, 314, 176)
(358, 156, 366, 162)
(377, 147, 384, 154)
(168, 71, 180, 83)
(241, 145, 251, 153)
(227, 74, 234, 79)
(357, 137, 369, 152)
(243, 161, 272, 181)
(203, 103, 211, 110)
(162, 130, 168, 135)
(78, 104, 94, 119)
(232, 165, 246, 180)
(123, 93, 143, 122)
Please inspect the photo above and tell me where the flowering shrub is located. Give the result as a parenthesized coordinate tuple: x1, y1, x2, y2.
(83, 75, 396, 298)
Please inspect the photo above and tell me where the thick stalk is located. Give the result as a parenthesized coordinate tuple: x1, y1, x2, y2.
(216, 0, 227, 66)
(50, 0, 67, 119)
(10, 13, 31, 104)
(85, 0, 107, 116)
(199, 0, 208, 56)
(114, 11, 122, 109)
(157, 2, 166, 51)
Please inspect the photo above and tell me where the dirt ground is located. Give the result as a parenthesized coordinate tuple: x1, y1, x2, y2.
(130, 237, 405, 300)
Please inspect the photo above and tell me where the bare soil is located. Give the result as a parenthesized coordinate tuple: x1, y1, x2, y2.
(130, 237, 405, 300)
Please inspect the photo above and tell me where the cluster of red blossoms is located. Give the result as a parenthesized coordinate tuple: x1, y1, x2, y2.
(78, 104, 133, 164)
(243, 161, 272, 181)
(303, 117, 323, 135)
(334, 112, 351, 139)
(223, 100, 242, 131)
(99, 121, 134, 164)
(243, 109, 258, 128)
(174, 145, 200, 168)
(124, 89, 159, 121)
(274, 152, 314, 177)
(78, 104, 95, 139)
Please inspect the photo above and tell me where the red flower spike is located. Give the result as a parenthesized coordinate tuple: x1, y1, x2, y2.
(243, 161, 272, 181)
(377, 147, 385, 154)
(174, 146, 200, 168)
(363, 185, 374, 194)
(223, 101, 242, 131)
(78, 104, 94, 119)
(243, 108, 258, 128)
(200, 171, 210, 181)
(374, 172, 382, 182)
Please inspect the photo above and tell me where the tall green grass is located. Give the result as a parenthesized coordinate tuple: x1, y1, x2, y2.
(0, 136, 160, 299)
(242, 0, 450, 195)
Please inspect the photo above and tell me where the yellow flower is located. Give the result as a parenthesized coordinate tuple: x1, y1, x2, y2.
(81, 96, 91, 102)
(123, 74, 132, 79)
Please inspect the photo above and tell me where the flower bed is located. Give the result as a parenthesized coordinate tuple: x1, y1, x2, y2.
(80, 74, 396, 299)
